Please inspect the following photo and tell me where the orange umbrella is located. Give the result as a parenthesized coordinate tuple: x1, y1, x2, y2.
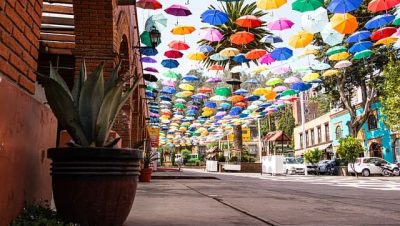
(235, 15, 262, 28)
(265, 90, 277, 101)
(208, 64, 224, 70)
(331, 13, 358, 35)
(230, 31, 254, 45)
(168, 40, 190, 50)
(374, 36, 398, 46)
(235, 102, 247, 108)
(198, 87, 212, 93)
(228, 95, 245, 102)
(245, 49, 267, 60)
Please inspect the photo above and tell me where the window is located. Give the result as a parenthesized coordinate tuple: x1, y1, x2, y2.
(317, 126, 322, 144)
(300, 133, 303, 148)
(311, 129, 315, 146)
(368, 113, 378, 130)
(306, 131, 309, 147)
(325, 123, 330, 141)
(335, 126, 343, 139)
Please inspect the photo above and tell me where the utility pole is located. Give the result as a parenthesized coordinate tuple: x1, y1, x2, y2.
(300, 92, 308, 176)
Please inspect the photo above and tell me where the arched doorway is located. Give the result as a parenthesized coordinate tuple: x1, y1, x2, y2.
(369, 142, 383, 158)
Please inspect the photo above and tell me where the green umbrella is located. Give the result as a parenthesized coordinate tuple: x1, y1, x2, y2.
(140, 31, 161, 47)
(266, 78, 283, 86)
(174, 103, 186, 109)
(281, 89, 297, 96)
(292, 0, 324, 13)
(145, 13, 167, 32)
(393, 17, 400, 26)
(163, 71, 181, 79)
(326, 46, 347, 56)
(353, 50, 373, 60)
(214, 87, 232, 97)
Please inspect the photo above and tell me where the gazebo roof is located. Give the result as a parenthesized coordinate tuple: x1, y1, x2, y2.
(264, 131, 290, 142)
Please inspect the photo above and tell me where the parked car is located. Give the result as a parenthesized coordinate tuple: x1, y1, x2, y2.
(284, 157, 306, 175)
(348, 157, 400, 177)
(317, 160, 336, 175)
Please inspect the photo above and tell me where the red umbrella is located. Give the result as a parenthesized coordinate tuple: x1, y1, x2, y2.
(245, 49, 267, 60)
(368, 0, 400, 12)
(198, 87, 212, 93)
(168, 40, 190, 50)
(164, 50, 183, 59)
(235, 15, 262, 28)
(137, 0, 162, 10)
(208, 64, 224, 71)
(234, 102, 247, 108)
(230, 31, 254, 45)
(371, 27, 397, 41)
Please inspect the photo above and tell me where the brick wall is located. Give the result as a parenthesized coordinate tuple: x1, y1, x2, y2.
(241, 163, 262, 173)
(0, 0, 42, 94)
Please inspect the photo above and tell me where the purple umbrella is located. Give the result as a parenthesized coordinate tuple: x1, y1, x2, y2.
(144, 67, 159, 73)
(165, 4, 192, 16)
(267, 18, 294, 31)
(201, 28, 223, 42)
(192, 93, 208, 99)
(273, 86, 288, 93)
(141, 57, 157, 63)
(284, 76, 301, 84)
(259, 53, 276, 65)
(206, 77, 222, 83)
(273, 66, 291, 75)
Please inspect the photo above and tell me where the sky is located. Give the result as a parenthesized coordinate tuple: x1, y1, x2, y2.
(137, 0, 314, 80)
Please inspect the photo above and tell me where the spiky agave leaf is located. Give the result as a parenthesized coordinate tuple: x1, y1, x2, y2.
(71, 60, 87, 106)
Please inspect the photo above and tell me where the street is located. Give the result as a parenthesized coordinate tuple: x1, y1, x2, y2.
(127, 170, 400, 226)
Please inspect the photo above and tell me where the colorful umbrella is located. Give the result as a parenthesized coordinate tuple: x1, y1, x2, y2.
(292, 0, 324, 13)
(210, 53, 229, 61)
(137, 0, 162, 10)
(301, 7, 329, 34)
(266, 78, 283, 86)
(328, 52, 350, 61)
(228, 95, 245, 102)
(164, 50, 183, 59)
(230, 31, 254, 45)
(259, 53, 276, 65)
(321, 25, 345, 46)
(289, 30, 314, 48)
(353, 49, 373, 60)
(163, 71, 181, 79)
(334, 60, 352, 69)
(331, 13, 358, 34)
(219, 48, 240, 57)
(141, 57, 157, 63)
(262, 35, 283, 43)
(236, 15, 262, 28)
(199, 45, 214, 53)
(273, 86, 288, 92)
(165, 4, 192, 16)
(198, 87, 212, 93)
(291, 82, 311, 91)
(327, 0, 362, 13)
(322, 69, 339, 77)
(179, 83, 194, 91)
(161, 59, 179, 69)
(257, 0, 287, 10)
(281, 89, 297, 96)
(144, 67, 159, 73)
(171, 25, 195, 35)
(162, 80, 176, 86)
(364, 14, 395, 29)
(349, 41, 372, 53)
(284, 76, 301, 83)
(234, 89, 249, 95)
(270, 47, 293, 61)
(140, 48, 158, 56)
(233, 54, 251, 63)
(368, 0, 400, 12)
(201, 9, 229, 26)
(192, 93, 208, 99)
(145, 13, 167, 31)
(346, 30, 372, 43)
(187, 52, 206, 61)
(201, 28, 224, 42)
(245, 49, 267, 60)
(374, 36, 398, 45)
(273, 66, 291, 74)
(302, 72, 320, 82)
(215, 87, 232, 97)
(210, 95, 227, 102)
(268, 18, 294, 31)
(326, 46, 347, 56)
(207, 77, 222, 83)
(162, 86, 176, 94)
(371, 27, 397, 40)
(168, 40, 190, 50)
(141, 31, 161, 47)
(182, 74, 199, 81)
(208, 64, 225, 71)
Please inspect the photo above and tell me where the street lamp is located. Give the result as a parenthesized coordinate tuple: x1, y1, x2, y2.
(132, 26, 161, 49)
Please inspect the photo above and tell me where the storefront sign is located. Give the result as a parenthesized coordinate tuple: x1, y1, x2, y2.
(147, 127, 160, 148)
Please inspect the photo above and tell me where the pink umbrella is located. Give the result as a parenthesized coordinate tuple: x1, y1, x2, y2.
(259, 53, 276, 65)
(144, 67, 159, 73)
(206, 77, 222, 83)
(267, 18, 294, 31)
(273, 66, 291, 75)
(162, 80, 176, 87)
(201, 28, 223, 42)
(273, 86, 288, 92)
(284, 76, 301, 83)
(164, 4, 192, 16)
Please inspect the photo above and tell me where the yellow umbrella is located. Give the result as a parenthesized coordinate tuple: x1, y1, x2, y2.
(323, 69, 339, 77)
(202, 107, 214, 112)
(178, 83, 194, 91)
(202, 110, 214, 117)
(331, 13, 358, 35)
(171, 25, 196, 35)
(289, 30, 314, 49)
(252, 66, 268, 74)
(252, 88, 268, 96)
(180, 91, 194, 97)
(302, 48, 319, 56)
(329, 52, 349, 61)
(256, 0, 287, 10)
(302, 72, 320, 82)
(219, 47, 240, 57)
(187, 52, 206, 61)
(374, 37, 398, 46)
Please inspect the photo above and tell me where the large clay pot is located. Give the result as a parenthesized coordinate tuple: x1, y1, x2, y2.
(47, 147, 142, 226)
(139, 168, 153, 182)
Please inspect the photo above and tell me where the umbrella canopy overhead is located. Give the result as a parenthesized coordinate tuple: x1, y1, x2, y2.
(368, 0, 400, 12)
(365, 14, 395, 29)
(145, 13, 167, 31)
(137, 0, 162, 10)
(289, 30, 314, 48)
(230, 31, 255, 45)
(168, 40, 190, 50)
(201, 9, 229, 26)
(187, 52, 206, 61)
(292, 0, 324, 13)
(321, 25, 345, 46)
(259, 53, 276, 65)
(164, 50, 183, 59)
(201, 28, 224, 42)
(171, 25, 196, 35)
(236, 15, 263, 28)
(220, 48, 241, 57)
(327, 0, 362, 13)
(301, 7, 329, 34)
(245, 49, 267, 60)
(346, 30, 372, 43)
(161, 59, 179, 69)
(268, 18, 294, 31)
(257, 0, 287, 10)
(165, 4, 192, 16)
(331, 13, 359, 35)
(271, 47, 293, 61)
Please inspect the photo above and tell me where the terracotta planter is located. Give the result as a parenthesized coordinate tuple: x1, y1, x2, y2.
(139, 168, 153, 182)
(47, 147, 142, 226)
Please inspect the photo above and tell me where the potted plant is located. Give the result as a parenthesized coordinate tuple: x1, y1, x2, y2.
(139, 144, 158, 182)
(40, 61, 142, 226)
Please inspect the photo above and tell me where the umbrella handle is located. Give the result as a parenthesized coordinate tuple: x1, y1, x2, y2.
(185, 0, 190, 5)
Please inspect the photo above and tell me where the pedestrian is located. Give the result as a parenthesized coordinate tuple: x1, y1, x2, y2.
(176, 156, 183, 171)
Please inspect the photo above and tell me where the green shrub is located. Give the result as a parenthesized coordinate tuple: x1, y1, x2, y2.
(10, 204, 75, 226)
(171, 152, 176, 166)
(304, 148, 323, 164)
(336, 136, 364, 175)
(217, 154, 226, 162)
(229, 155, 239, 162)
(181, 149, 191, 164)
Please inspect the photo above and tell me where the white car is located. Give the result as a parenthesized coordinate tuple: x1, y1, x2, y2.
(284, 157, 306, 175)
(348, 157, 399, 177)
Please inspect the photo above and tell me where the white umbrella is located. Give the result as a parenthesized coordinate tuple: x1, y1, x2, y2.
(231, 65, 244, 73)
(334, 60, 352, 69)
(301, 7, 329, 34)
(210, 95, 227, 102)
(321, 25, 345, 46)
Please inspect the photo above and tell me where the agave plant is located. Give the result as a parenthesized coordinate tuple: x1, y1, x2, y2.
(40, 61, 140, 147)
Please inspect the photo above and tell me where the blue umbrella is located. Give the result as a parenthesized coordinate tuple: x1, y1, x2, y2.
(349, 41, 373, 53)
(229, 107, 242, 116)
(271, 47, 293, 61)
(161, 59, 179, 69)
(205, 101, 217, 108)
(199, 44, 214, 53)
(346, 30, 371, 43)
(232, 54, 250, 63)
(149, 102, 158, 106)
(365, 14, 395, 29)
(244, 78, 260, 84)
(239, 113, 249, 118)
(311, 62, 331, 70)
(220, 102, 231, 109)
(262, 35, 283, 43)
(188, 105, 199, 110)
(161, 86, 176, 94)
(182, 74, 199, 81)
(233, 88, 249, 95)
(260, 103, 272, 108)
(149, 109, 159, 114)
(327, 0, 362, 13)
(244, 95, 260, 101)
(291, 82, 312, 91)
(160, 95, 172, 101)
(145, 91, 154, 97)
(201, 9, 229, 26)
(140, 48, 158, 56)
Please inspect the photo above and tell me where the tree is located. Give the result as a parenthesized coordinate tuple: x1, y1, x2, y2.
(336, 136, 364, 177)
(313, 4, 396, 137)
(277, 107, 295, 139)
(198, 1, 272, 153)
(381, 59, 400, 131)
(181, 149, 191, 165)
(303, 148, 323, 165)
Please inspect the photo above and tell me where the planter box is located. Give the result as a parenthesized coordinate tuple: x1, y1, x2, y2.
(241, 163, 261, 173)
(206, 160, 218, 172)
